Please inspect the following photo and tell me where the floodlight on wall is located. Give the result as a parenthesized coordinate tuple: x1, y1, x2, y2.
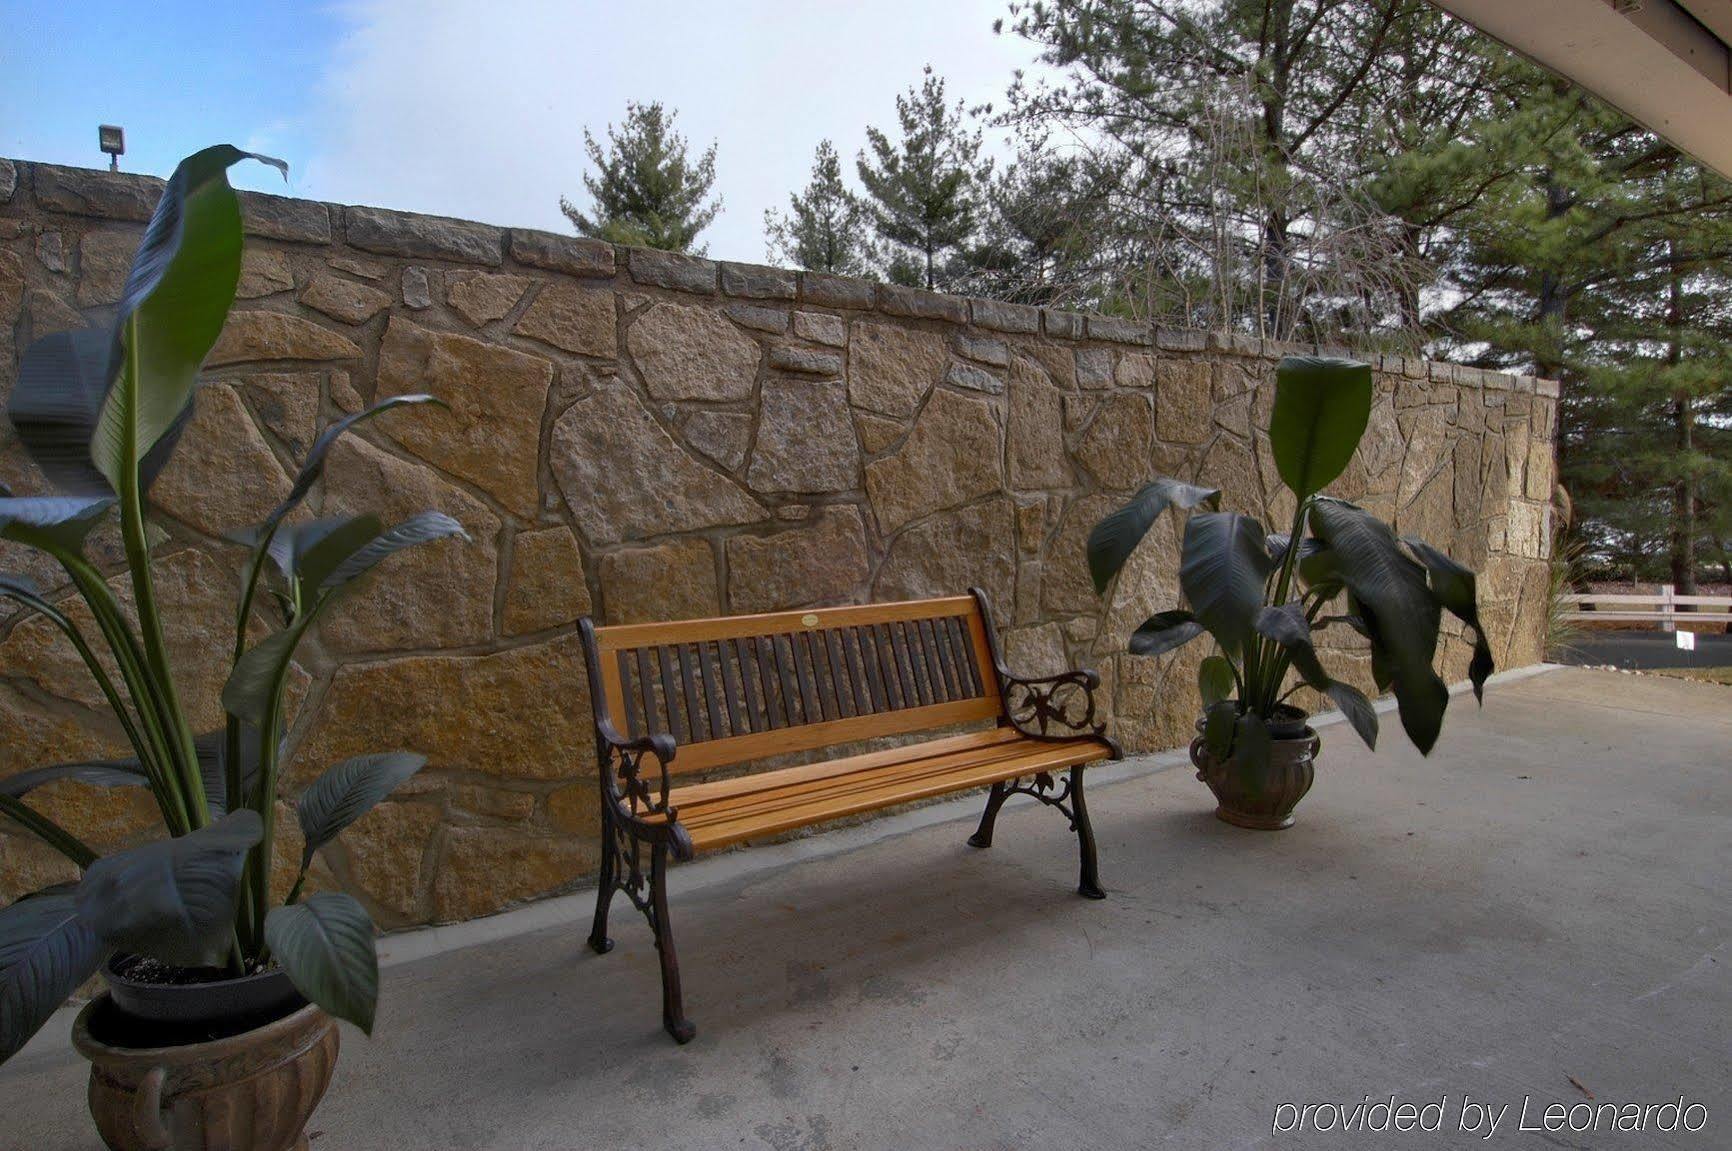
(98, 125, 125, 172)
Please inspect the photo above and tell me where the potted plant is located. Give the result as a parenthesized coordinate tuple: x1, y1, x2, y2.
(1087, 356, 1494, 829)
(0, 146, 462, 1150)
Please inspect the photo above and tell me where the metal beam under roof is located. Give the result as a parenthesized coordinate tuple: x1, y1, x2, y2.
(1433, 0, 1732, 178)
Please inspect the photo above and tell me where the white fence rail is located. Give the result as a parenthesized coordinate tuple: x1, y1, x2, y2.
(1562, 587, 1732, 632)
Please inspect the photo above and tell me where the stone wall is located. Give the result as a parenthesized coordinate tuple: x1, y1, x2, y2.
(0, 158, 1557, 926)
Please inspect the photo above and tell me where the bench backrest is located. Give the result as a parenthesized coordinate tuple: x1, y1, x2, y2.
(583, 595, 1005, 774)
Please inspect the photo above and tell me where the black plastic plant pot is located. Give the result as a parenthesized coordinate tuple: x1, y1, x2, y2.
(102, 954, 305, 1039)
(1265, 704, 1311, 740)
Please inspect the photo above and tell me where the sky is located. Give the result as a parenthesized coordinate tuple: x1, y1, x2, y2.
(1, 0, 1051, 264)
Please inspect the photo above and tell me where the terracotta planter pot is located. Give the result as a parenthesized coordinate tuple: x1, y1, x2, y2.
(73, 994, 338, 1151)
(1189, 714, 1320, 830)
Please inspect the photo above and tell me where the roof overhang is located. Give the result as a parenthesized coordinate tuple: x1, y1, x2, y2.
(1432, 0, 1732, 178)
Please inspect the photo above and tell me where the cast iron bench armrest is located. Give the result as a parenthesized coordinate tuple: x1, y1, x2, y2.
(595, 717, 695, 861)
(995, 665, 1121, 758)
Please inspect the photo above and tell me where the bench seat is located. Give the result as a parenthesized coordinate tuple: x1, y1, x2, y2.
(577, 590, 1119, 1042)
(672, 728, 1118, 851)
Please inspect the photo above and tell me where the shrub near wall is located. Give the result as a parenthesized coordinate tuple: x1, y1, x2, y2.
(0, 159, 1557, 926)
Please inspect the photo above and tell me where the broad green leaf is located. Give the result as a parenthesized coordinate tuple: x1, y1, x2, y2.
(1297, 541, 1341, 589)
(0, 888, 104, 1064)
(296, 753, 426, 868)
(76, 810, 261, 968)
(1324, 682, 1379, 751)
(256, 395, 443, 537)
(1253, 602, 1331, 690)
(221, 626, 307, 728)
(1197, 656, 1236, 706)
(1234, 709, 1272, 778)
(92, 146, 285, 490)
(1086, 478, 1219, 593)
(317, 512, 466, 598)
(12, 330, 192, 497)
(280, 515, 383, 606)
(0, 759, 148, 799)
(1403, 536, 1496, 701)
(11, 330, 116, 495)
(193, 729, 266, 817)
(1312, 500, 1449, 753)
(1127, 609, 1204, 657)
(1178, 512, 1273, 656)
(265, 893, 378, 1033)
(1268, 356, 1373, 499)
(0, 496, 115, 553)
(1202, 699, 1237, 759)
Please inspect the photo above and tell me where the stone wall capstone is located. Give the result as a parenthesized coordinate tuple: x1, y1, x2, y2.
(0, 160, 1558, 926)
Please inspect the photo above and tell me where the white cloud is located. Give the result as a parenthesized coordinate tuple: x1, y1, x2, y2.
(296, 0, 1045, 262)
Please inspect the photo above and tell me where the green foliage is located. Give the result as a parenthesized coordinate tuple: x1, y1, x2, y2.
(0, 146, 447, 1063)
(765, 140, 874, 275)
(560, 101, 721, 254)
(1089, 357, 1494, 772)
(857, 67, 991, 291)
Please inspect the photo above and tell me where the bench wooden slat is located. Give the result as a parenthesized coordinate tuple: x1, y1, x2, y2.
(676, 733, 1067, 828)
(593, 595, 978, 651)
(590, 596, 1018, 775)
(653, 646, 684, 744)
(670, 728, 1026, 806)
(679, 738, 1113, 851)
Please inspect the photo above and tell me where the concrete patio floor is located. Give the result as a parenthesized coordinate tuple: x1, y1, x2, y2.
(8, 667, 1729, 1149)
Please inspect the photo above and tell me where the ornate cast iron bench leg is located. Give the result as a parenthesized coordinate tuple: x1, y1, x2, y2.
(649, 843, 696, 1044)
(967, 781, 1010, 849)
(1070, 766, 1105, 900)
(588, 805, 617, 954)
(965, 769, 1105, 898)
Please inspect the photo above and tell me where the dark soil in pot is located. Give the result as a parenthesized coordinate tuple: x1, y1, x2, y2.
(102, 954, 305, 1046)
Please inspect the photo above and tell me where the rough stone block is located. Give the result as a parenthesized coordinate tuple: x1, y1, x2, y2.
(879, 283, 968, 323)
(515, 282, 617, 357)
(865, 390, 1002, 534)
(504, 527, 591, 635)
(721, 261, 797, 299)
(628, 301, 756, 398)
(769, 345, 844, 376)
(726, 508, 871, 613)
(1088, 315, 1149, 345)
(748, 378, 859, 493)
(375, 316, 553, 519)
(300, 273, 391, 325)
(600, 538, 719, 624)
(969, 298, 1039, 333)
(794, 311, 846, 346)
(945, 361, 1004, 395)
(551, 380, 767, 544)
(346, 205, 502, 265)
(509, 229, 614, 277)
(628, 248, 716, 294)
(34, 162, 161, 220)
(801, 271, 875, 309)
(239, 190, 333, 245)
(727, 303, 789, 333)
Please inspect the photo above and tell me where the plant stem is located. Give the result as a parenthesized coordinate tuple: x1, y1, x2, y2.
(0, 795, 97, 868)
(118, 315, 207, 832)
(62, 559, 190, 836)
(1256, 496, 1313, 716)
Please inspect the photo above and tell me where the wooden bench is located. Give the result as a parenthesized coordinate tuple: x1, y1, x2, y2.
(577, 589, 1120, 1042)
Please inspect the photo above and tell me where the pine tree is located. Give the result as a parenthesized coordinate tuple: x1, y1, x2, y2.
(560, 101, 721, 254)
(959, 139, 1116, 306)
(1440, 71, 1732, 586)
(857, 67, 991, 291)
(764, 141, 874, 275)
